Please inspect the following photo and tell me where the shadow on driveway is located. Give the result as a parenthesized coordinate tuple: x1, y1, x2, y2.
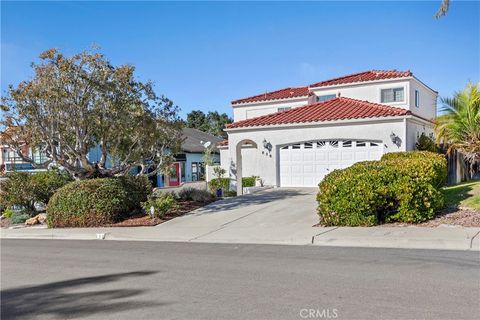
(195, 188, 315, 214)
(1, 271, 166, 319)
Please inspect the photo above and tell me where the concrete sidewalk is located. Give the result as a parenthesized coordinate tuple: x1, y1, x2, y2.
(2, 224, 479, 251)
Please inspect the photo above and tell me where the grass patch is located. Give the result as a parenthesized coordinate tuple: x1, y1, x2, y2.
(442, 181, 480, 210)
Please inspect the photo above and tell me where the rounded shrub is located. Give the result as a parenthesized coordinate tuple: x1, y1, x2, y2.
(242, 176, 257, 188)
(317, 151, 447, 226)
(47, 176, 151, 228)
(209, 178, 230, 192)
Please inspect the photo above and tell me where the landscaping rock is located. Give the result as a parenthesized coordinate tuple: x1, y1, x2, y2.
(24, 213, 47, 226)
(25, 216, 40, 226)
(37, 213, 47, 224)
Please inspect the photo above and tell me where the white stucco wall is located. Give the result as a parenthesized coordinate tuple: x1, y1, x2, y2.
(405, 118, 435, 151)
(311, 79, 411, 109)
(225, 118, 410, 187)
(232, 97, 309, 122)
(408, 78, 438, 119)
(232, 77, 437, 124)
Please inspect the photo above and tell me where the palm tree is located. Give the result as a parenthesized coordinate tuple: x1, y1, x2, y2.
(435, 83, 480, 178)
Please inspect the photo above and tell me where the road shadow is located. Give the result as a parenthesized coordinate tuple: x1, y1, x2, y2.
(193, 188, 315, 214)
(1, 271, 166, 319)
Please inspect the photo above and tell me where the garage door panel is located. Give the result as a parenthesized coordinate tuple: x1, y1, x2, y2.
(280, 140, 383, 187)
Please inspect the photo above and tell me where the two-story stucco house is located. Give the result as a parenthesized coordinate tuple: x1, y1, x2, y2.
(217, 70, 437, 193)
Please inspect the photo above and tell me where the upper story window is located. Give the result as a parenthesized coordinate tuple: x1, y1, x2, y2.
(381, 87, 404, 103)
(415, 90, 420, 107)
(317, 94, 336, 102)
(277, 107, 291, 112)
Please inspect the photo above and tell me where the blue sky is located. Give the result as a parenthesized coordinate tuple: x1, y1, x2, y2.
(1, 1, 479, 118)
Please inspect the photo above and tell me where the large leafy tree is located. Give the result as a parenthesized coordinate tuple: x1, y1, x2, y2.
(435, 83, 480, 177)
(1, 48, 183, 179)
(185, 110, 232, 138)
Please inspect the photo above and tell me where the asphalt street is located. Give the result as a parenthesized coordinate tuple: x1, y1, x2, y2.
(1, 240, 479, 320)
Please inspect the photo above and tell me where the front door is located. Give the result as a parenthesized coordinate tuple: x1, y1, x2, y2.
(169, 163, 181, 187)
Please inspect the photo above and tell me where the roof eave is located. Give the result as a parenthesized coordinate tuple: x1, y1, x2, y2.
(231, 95, 309, 107)
(225, 114, 411, 132)
(309, 76, 414, 90)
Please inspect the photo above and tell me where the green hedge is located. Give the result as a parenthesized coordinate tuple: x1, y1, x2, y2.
(317, 151, 447, 226)
(47, 176, 151, 227)
(209, 178, 230, 192)
(0, 170, 72, 215)
(242, 176, 257, 188)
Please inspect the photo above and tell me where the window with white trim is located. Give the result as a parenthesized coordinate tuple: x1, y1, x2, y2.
(317, 94, 336, 102)
(415, 90, 420, 107)
(381, 87, 404, 103)
(277, 107, 291, 112)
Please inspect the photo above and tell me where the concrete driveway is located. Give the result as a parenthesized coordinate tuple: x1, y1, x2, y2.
(154, 187, 321, 244)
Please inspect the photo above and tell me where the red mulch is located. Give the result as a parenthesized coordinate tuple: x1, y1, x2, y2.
(107, 200, 213, 227)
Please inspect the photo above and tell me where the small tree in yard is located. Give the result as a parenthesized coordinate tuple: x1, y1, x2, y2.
(416, 133, 437, 152)
(1, 47, 183, 180)
(435, 83, 480, 178)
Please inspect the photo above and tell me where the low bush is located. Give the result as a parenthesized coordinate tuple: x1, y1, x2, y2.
(0, 172, 37, 214)
(2, 208, 15, 219)
(31, 170, 73, 205)
(117, 175, 152, 210)
(317, 151, 447, 226)
(142, 194, 176, 218)
(47, 177, 150, 228)
(209, 178, 230, 192)
(242, 176, 257, 188)
(9, 210, 31, 224)
(0, 170, 72, 214)
(178, 188, 213, 203)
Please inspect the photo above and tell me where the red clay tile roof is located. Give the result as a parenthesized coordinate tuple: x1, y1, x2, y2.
(309, 70, 412, 88)
(231, 87, 309, 105)
(226, 97, 411, 129)
(231, 70, 412, 105)
(217, 139, 229, 147)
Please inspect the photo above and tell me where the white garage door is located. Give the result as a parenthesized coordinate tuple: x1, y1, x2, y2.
(279, 140, 383, 187)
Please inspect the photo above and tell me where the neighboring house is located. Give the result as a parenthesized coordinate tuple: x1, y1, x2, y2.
(155, 128, 222, 188)
(0, 133, 48, 174)
(218, 70, 437, 193)
(1, 127, 222, 187)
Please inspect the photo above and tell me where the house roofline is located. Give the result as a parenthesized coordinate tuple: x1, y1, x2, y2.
(231, 95, 309, 107)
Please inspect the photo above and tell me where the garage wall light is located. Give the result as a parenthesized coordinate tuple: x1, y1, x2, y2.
(390, 132, 402, 148)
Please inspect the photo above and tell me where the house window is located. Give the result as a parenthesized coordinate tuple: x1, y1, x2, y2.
(304, 142, 313, 149)
(328, 141, 339, 148)
(317, 141, 326, 148)
(292, 144, 301, 149)
(191, 162, 205, 181)
(356, 141, 366, 147)
(342, 140, 352, 147)
(415, 90, 420, 107)
(278, 107, 291, 112)
(381, 87, 404, 103)
(317, 94, 336, 102)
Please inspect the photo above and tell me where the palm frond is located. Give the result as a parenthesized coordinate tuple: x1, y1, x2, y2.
(435, 0, 450, 19)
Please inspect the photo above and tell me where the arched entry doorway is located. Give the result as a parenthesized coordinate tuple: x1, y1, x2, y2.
(235, 139, 258, 195)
